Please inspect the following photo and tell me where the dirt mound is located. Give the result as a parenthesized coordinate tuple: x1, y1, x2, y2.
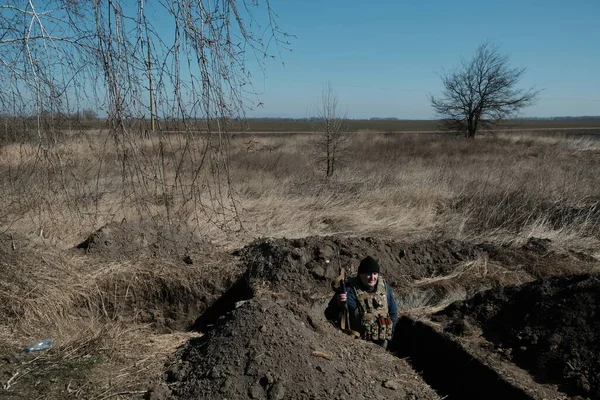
(434, 274, 600, 399)
(160, 298, 440, 400)
(75, 220, 211, 261)
(161, 236, 490, 399)
(236, 236, 479, 298)
(152, 236, 598, 399)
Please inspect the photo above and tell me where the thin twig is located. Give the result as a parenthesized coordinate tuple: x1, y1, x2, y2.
(2, 371, 19, 390)
(96, 390, 147, 400)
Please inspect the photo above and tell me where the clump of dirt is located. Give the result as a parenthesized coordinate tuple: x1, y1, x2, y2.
(75, 220, 211, 262)
(434, 274, 600, 399)
(161, 298, 440, 400)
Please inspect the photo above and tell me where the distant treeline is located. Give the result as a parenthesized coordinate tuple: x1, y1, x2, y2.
(233, 118, 600, 133)
(537, 116, 600, 120)
(2, 115, 599, 142)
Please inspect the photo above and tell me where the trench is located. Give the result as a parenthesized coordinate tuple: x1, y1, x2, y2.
(187, 275, 537, 399)
(185, 250, 543, 400)
(391, 316, 537, 400)
(189, 276, 252, 332)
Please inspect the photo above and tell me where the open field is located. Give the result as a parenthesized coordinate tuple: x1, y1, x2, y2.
(238, 118, 600, 133)
(3, 117, 599, 142)
(1, 125, 599, 399)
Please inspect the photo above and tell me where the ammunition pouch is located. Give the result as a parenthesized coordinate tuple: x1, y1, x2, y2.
(360, 313, 393, 342)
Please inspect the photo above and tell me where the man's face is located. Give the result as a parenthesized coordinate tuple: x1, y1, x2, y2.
(359, 272, 378, 289)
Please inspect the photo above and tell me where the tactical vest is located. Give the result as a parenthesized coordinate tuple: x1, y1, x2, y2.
(349, 277, 394, 341)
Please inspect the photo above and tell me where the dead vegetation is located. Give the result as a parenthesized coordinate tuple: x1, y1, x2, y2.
(0, 127, 599, 398)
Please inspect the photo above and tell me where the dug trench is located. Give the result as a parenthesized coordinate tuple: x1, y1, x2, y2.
(150, 235, 600, 400)
(392, 317, 560, 400)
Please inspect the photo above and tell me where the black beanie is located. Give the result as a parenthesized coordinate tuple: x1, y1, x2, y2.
(357, 256, 380, 274)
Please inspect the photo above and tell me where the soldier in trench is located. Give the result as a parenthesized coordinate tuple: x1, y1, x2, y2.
(325, 256, 398, 348)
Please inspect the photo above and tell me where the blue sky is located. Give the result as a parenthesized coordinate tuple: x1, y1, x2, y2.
(245, 0, 600, 119)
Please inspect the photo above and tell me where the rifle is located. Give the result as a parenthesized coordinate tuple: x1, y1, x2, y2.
(331, 250, 360, 338)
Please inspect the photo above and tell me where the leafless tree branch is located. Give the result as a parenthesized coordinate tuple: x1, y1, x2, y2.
(0, 0, 288, 235)
(311, 82, 349, 177)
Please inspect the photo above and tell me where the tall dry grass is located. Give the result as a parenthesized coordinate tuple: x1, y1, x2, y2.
(1, 128, 598, 248)
(0, 237, 220, 398)
(226, 130, 600, 248)
(0, 126, 599, 397)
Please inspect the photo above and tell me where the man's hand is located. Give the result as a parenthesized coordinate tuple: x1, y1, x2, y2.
(337, 293, 347, 305)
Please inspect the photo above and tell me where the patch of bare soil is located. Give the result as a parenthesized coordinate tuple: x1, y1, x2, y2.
(154, 236, 485, 400)
(232, 236, 598, 314)
(233, 236, 479, 301)
(434, 274, 600, 400)
(162, 235, 599, 400)
(159, 298, 440, 400)
(74, 220, 212, 263)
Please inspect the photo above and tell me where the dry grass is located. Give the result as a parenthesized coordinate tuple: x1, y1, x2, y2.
(224, 130, 600, 248)
(0, 125, 599, 398)
(396, 252, 533, 315)
(2, 128, 599, 249)
(0, 236, 226, 398)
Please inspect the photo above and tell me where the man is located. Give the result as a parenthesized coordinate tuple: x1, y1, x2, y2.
(325, 256, 398, 347)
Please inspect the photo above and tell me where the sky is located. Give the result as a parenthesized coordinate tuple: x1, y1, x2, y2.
(242, 0, 600, 119)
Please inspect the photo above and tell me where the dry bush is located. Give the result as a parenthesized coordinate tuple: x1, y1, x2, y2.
(396, 253, 532, 315)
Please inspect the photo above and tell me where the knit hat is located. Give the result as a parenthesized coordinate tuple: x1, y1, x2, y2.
(357, 256, 380, 275)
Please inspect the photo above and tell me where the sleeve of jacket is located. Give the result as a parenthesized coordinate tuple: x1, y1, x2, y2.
(324, 294, 341, 322)
(386, 284, 398, 331)
(324, 286, 358, 323)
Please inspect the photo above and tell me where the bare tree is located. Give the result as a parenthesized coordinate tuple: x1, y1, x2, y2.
(429, 42, 540, 138)
(312, 82, 348, 177)
(0, 1, 289, 234)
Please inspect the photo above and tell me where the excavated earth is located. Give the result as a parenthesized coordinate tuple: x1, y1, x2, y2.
(161, 298, 440, 400)
(143, 235, 599, 400)
(2, 226, 599, 400)
(432, 273, 600, 400)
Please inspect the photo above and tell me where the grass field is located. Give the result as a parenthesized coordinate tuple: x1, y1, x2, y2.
(1, 121, 599, 398)
(3, 121, 598, 247)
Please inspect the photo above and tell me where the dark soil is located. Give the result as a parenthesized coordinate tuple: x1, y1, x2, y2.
(160, 298, 440, 400)
(434, 274, 600, 399)
(155, 235, 599, 399)
(152, 236, 486, 400)
(234, 236, 480, 301)
(74, 220, 212, 262)
(2, 232, 599, 400)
